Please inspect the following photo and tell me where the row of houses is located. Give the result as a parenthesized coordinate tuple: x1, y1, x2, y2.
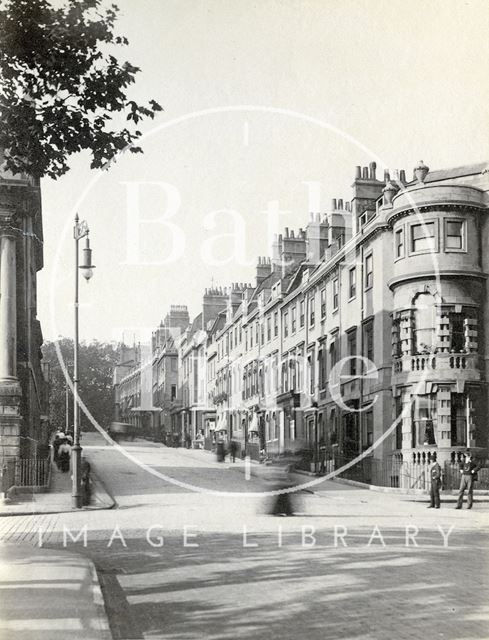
(113, 159, 489, 481)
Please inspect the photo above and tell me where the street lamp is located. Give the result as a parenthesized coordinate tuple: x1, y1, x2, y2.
(72, 214, 95, 508)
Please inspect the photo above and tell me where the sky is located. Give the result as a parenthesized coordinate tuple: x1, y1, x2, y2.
(37, 0, 489, 344)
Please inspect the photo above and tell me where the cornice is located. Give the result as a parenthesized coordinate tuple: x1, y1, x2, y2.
(387, 270, 488, 290)
(386, 202, 486, 226)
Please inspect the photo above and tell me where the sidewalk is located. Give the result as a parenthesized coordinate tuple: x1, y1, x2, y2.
(0, 461, 115, 517)
(0, 542, 111, 640)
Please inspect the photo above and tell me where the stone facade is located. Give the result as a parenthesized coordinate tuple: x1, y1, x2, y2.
(0, 168, 49, 462)
(114, 160, 489, 482)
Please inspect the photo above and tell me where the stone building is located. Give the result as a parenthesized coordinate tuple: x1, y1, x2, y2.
(113, 160, 489, 485)
(206, 160, 489, 479)
(113, 306, 190, 441)
(0, 166, 49, 462)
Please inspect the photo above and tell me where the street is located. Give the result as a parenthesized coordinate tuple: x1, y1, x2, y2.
(1, 432, 489, 640)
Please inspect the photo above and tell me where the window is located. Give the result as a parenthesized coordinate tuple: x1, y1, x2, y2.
(291, 306, 296, 333)
(171, 385, 176, 401)
(414, 293, 435, 353)
(445, 220, 464, 250)
(395, 228, 404, 258)
(320, 288, 326, 318)
(255, 322, 259, 345)
(250, 327, 253, 348)
(347, 330, 357, 375)
(230, 332, 233, 350)
(261, 322, 265, 345)
(300, 299, 305, 327)
(307, 351, 315, 395)
(451, 393, 467, 446)
(363, 321, 374, 363)
(283, 311, 289, 338)
(333, 278, 339, 310)
(245, 329, 248, 351)
(450, 313, 464, 352)
(318, 349, 324, 389)
(267, 316, 271, 341)
(273, 311, 278, 337)
(309, 296, 315, 326)
(365, 254, 373, 289)
(329, 338, 338, 369)
(411, 222, 435, 252)
(412, 395, 436, 447)
(349, 267, 356, 299)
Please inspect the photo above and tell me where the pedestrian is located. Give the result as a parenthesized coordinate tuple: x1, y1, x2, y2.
(427, 453, 442, 509)
(269, 460, 295, 516)
(456, 449, 480, 509)
(229, 440, 238, 463)
(52, 431, 64, 465)
(57, 438, 71, 473)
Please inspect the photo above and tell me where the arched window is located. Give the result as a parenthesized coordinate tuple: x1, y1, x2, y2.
(414, 293, 436, 353)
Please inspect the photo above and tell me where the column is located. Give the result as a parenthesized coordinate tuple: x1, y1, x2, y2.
(0, 223, 22, 463)
(0, 232, 18, 381)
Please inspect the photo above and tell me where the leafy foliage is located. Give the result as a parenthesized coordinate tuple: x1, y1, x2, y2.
(42, 338, 119, 432)
(0, 0, 162, 178)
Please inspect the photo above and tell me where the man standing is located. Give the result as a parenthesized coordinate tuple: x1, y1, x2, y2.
(428, 453, 442, 509)
(456, 450, 480, 510)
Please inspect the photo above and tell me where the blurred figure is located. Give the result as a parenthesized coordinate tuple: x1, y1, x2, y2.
(57, 438, 71, 473)
(229, 440, 238, 463)
(268, 459, 296, 516)
(52, 431, 65, 464)
(216, 436, 226, 462)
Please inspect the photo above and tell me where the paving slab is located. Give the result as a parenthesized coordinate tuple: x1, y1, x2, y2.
(0, 542, 111, 640)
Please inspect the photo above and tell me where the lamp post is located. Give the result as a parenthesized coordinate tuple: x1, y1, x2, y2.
(72, 215, 95, 508)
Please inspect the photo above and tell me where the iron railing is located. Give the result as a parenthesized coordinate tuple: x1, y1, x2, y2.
(331, 455, 489, 491)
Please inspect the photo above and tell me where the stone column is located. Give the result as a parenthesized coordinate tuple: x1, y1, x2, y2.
(0, 206, 22, 463)
(0, 232, 18, 381)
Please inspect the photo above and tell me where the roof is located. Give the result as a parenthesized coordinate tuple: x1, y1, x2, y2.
(424, 162, 489, 184)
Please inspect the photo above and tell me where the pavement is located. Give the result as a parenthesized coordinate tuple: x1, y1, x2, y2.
(0, 457, 115, 517)
(0, 454, 115, 640)
(0, 542, 111, 640)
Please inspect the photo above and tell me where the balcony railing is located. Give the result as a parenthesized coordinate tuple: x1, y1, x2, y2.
(393, 352, 480, 374)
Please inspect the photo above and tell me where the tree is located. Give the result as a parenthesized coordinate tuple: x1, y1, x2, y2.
(0, 0, 162, 179)
(42, 338, 119, 432)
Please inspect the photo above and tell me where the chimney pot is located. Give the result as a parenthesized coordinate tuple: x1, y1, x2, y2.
(363, 167, 369, 179)
(285, 227, 289, 238)
(338, 199, 343, 209)
(369, 161, 377, 180)
(400, 169, 406, 183)
(355, 166, 361, 179)
(332, 198, 337, 210)
(290, 230, 294, 238)
(384, 170, 390, 182)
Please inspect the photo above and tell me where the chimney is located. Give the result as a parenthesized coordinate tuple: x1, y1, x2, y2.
(256, 255, 272, 287)
(369, 162, 377, 180)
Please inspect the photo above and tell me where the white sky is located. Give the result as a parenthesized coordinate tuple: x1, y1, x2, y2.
(37, 0, 489, 343)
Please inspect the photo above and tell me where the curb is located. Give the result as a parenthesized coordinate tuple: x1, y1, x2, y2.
(90, 561, 113, 640)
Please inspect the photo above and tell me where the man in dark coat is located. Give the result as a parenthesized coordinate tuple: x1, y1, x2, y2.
(456, 450, 480, 510)
(427, 453, 442, 509)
